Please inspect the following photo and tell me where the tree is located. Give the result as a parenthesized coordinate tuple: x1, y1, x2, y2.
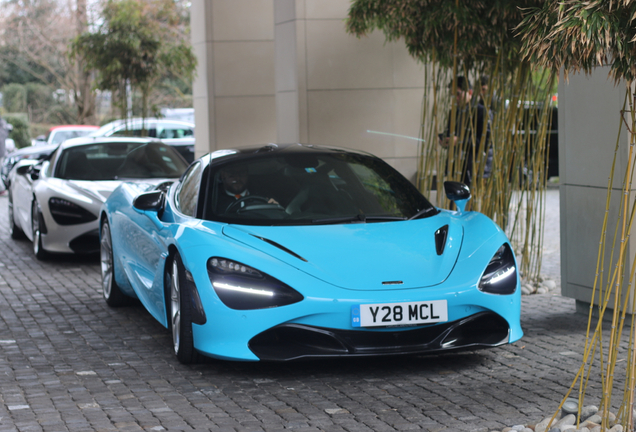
(70, 0, 196, 124)
(0, 0, 96, 124)
(346, 0, 541, 72)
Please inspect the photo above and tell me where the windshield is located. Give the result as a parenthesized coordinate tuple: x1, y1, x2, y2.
(205, 151, 436, 226)
(55, 142, 189, 180)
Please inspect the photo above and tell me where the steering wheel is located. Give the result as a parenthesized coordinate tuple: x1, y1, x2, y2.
(226, 195, 283, 213)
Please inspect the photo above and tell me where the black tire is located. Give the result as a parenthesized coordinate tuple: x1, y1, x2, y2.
(8, 192, 25, 240)
(31, 200, 47, 260)
(100, 220, 128, 307)
(168, 253, 201, 364)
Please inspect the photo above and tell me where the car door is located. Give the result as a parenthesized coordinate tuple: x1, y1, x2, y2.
(117, 195, 170, 322)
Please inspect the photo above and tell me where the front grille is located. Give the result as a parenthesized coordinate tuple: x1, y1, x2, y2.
(249, 312, 510, 361)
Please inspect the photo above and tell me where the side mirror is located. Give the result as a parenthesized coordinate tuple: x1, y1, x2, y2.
(35, 135, 46, 141)
(29, 166, 40, 181)
(16, 163, 35, 175)
(133, 190, 165, 212)
(444, 181, 471, 214)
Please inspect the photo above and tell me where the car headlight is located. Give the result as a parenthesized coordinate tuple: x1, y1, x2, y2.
(48, 197, 97, 225)
(478, 243, 517, 295)
(207, 257, 303, 310)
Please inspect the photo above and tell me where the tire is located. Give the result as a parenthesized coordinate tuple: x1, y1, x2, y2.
(169, 253, 201, 364)
(100, 220, 128, 307)
(31, 200, 47, 260)
(8, 192, 25, 240)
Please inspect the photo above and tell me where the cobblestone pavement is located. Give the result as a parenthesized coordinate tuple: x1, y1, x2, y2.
(0, 191, 619, 432)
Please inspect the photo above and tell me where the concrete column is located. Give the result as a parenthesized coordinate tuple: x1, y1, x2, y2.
(559, 67, 636, 312)
(190, 0, 215, 158)
(190, 0, 276, 156)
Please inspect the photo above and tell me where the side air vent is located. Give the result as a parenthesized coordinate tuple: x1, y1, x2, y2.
(251, 235, 308, 262)
(435, 225, 449, 255)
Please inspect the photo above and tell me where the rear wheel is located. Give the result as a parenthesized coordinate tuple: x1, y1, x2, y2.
(100, 220, 128, 307)
(31, 200, 47, 260)
(8, 192, 25, 239)
(169, 253, 201, 364)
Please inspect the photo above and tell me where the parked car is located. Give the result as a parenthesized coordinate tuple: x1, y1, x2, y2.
(33, 125, 99, 146)
(7, 137, 189, 259)
(91, 118, 195, 163)
(1, 143, 58, 188)
(99, 143, 523, 363)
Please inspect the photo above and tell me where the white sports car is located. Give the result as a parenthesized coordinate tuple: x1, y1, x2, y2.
(7, 137, 189, 259)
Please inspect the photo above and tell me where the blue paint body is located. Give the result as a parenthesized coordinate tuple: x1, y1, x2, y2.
(102, 182, 522, 362)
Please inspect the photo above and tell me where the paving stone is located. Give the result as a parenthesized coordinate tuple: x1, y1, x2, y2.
(0, 190, 618, 431)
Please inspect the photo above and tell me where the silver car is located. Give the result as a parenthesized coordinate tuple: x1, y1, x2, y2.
(7, 137, 189, 259)
(90, 118, 195, 163)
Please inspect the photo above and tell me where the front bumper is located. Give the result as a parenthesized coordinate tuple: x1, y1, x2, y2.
(249, 311, 510, 361)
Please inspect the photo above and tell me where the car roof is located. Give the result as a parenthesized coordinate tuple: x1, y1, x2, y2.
(59, 136, 165, 149)
(100, 118, 194, 127)
(49, 125, 99, 131)
(203, 143, 374, 167)
(91, 118, 195, 137)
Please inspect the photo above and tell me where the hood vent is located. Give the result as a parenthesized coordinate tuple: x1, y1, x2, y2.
(251, 235, 308, 262)
(435, 225, 449, 255)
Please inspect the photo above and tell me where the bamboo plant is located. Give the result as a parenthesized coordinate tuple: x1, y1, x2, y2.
(346, 0, 553, 283)
(518, 1, 636, 430)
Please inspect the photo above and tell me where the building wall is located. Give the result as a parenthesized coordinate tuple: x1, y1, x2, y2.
(192, 0, 426, 182)
(558, 67, 635, 309)
(191, 0, 277, 160)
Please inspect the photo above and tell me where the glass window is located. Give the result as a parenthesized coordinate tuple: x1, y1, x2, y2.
(177, 162, 202, 217)
(111, 125, 157, 138)
(205, 151, 435, 226)
(54, 142, 188, 180)
(157, 124, 194, 139)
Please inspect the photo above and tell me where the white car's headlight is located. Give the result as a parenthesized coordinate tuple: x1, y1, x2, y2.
(49, 197, 97, 225)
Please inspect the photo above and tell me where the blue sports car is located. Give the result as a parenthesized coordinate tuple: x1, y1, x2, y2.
(100, 144, 522, 363)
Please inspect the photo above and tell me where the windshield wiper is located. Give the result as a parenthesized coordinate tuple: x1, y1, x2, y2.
(408, 207, 437, 221)
(312, 214, 406, 225)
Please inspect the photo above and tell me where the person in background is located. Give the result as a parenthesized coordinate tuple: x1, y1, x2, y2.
(438, 76, 492, 187)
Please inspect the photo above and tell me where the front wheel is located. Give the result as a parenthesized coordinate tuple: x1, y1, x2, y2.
(32, 200, 47, 260)
(169, 253, 201, 364)
(100, 220, 128, 307)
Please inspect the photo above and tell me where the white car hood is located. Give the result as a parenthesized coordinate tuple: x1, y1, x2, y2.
(42, 178, 169, 206)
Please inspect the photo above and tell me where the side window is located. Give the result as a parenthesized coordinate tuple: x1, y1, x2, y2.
(111, 129, 130, 137)
(158, 124, 193, 139)
(111, 125, 155, 138)
(177, 162, 203, 217)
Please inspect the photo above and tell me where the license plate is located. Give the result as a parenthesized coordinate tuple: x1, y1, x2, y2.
(351, 300, 448, 328)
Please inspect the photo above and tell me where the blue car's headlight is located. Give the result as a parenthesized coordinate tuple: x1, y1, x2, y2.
(207, 257, 303, 310)
(478, 243, 517, 295)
